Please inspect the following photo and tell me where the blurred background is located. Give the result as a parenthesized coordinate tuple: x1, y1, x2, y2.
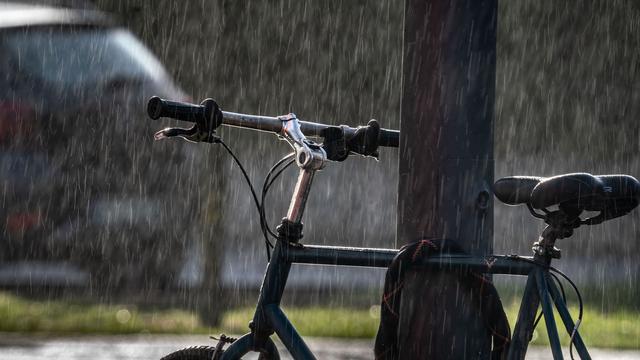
(0, 0, 639, 352)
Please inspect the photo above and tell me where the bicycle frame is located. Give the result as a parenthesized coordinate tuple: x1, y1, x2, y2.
(147, 98, 624, 360)
(219, 167, 592, 360)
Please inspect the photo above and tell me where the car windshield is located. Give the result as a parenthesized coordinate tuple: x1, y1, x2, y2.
(3, 26, 169, 89)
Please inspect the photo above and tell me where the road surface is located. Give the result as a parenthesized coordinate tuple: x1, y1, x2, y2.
(1, 335, 639, 359)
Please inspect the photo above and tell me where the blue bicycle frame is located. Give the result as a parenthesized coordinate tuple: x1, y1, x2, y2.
(219, 167, 591, 360)
(147, 96, 614, 360)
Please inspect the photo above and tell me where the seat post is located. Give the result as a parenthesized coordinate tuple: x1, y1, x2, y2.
(531, 208, 582, 261)
(532, 225, 562, 261)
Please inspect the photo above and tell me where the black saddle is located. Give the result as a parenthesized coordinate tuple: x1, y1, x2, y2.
(494, 173, 640, 223)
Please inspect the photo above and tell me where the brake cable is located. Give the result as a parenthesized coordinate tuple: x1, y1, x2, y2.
(532, 273, 567, 329)
(217, 140, 278, 261)
(550, 267, 584, 360)
(261, 154, 296, 241)
(214, 138, 302, 261)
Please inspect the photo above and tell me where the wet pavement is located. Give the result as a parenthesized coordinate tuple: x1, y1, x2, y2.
(1, 334, 639, 359)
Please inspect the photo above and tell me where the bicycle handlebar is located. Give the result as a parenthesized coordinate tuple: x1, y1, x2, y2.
(147, 96, 399, 149)
(148, 96, 206, 123)
(221, 111, 399, 148)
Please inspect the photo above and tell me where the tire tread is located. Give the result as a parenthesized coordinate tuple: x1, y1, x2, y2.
(160, 346, 219, 360)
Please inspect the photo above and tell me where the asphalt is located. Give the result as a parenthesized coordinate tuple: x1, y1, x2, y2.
(0, 335, 639, 359)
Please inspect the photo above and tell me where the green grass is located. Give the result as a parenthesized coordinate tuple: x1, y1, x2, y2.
(219, 303, 640, 349)
(503, 299, 640, 350)
(0, 292, 207, 334)
(221, 306, 381, 339)
(1, 292, 639, 349)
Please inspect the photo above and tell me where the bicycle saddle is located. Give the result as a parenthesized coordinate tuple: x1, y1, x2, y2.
(494, 173, 640, 222)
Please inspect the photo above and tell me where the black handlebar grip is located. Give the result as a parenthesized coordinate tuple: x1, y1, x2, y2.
(147, 96, 205, 123)
(378, 128, 399, 148)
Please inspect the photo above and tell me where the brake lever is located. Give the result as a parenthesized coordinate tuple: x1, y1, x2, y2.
(154, 126, 221, 143)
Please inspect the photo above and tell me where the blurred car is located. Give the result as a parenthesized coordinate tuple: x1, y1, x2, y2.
(0, 1, 219, 316)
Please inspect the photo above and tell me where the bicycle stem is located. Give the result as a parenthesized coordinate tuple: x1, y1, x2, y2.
(286, 169, 315, 224)
(277, 113, 327, 227)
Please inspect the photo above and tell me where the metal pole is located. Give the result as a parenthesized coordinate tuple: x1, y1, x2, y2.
(399, 0, 496, 253)
(397, 0, 497, 358)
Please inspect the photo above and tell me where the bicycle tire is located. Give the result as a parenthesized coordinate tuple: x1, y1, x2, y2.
(161, 346, 218, 360)
(161, 345, 278, 360)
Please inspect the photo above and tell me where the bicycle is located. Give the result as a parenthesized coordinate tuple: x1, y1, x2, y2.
(146, 96, 640, 360)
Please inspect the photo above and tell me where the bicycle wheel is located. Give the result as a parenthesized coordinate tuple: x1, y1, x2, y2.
(161, 346, 217, 360)
(161, 345, 279, 360)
